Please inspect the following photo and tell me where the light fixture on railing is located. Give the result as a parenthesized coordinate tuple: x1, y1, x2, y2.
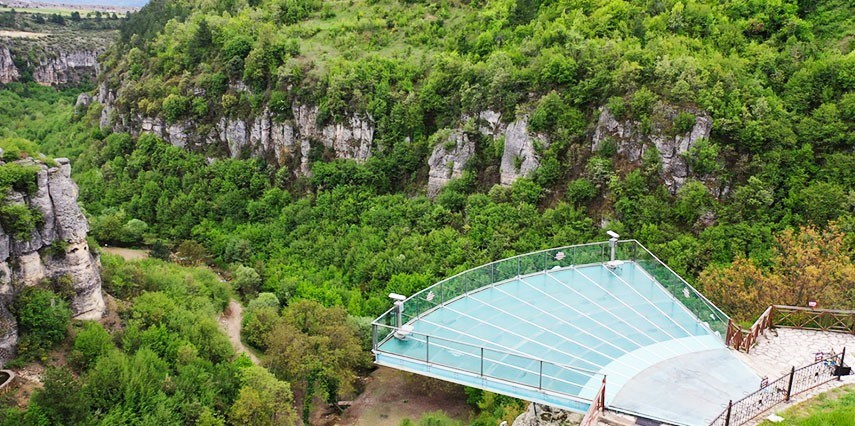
(606, 231, 624, 270)
(389, 293, 414, 339)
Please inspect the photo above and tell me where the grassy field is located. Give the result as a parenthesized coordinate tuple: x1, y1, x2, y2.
(0, 6, 105, 16)
(758, 385, 855, 426)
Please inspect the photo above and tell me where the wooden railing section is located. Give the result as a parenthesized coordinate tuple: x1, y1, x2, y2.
(727, 305, 855, 353)
(580, 377, 606, 426)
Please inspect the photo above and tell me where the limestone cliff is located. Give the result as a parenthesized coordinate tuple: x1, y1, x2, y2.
(426, 110, 548, 195)
(0, 42, 101, 86)
(0, 47, 19, 84)
(31, 50, 100, 86)
(592, 105, 713, 192)
(0, 156, 104, 365)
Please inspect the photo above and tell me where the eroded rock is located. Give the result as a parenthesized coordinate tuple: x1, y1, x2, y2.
(0, 158, 104, 365)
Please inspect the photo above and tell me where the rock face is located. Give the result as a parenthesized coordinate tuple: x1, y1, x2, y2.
(426, 110, 549, 195)
(0, 47, 19, 84)
(592, 105, 713, 192)
(512, 403, 583, 426)
(0, 45, 100, 86)
(427, 131, 476, 196)
(0, 157, 104, 365)
(31, 50, 100, 86)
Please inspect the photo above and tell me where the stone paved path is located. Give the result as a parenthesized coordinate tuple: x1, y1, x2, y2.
(732, 328, 855, 425)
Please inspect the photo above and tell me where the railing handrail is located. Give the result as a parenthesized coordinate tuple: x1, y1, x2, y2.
(373, 323, 605, 377)
(629, 239, 731, 322)
(372, 239, 732, 327)
(773, 305, 855, 315)
(727, 305, 855, 351)
(708, 349, 847, 425)
(580, 377, 606, 426)
(372, 240, 616, 325)
(376, 349, 597, 406)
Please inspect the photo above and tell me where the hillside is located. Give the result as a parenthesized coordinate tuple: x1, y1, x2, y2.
(0, 0, 852, 424)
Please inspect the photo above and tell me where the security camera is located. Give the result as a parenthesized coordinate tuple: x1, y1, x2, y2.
(389, 293, 407, 302)
(606, 230, 620, 239)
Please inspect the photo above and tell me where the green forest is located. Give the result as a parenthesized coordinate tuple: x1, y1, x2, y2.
(0, 0, 854, 424)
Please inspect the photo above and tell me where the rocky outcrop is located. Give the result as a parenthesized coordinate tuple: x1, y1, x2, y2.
(427, 131, 476, 196)
(0, 157, 104, 365)
(0, 45, 100, 86)
(592, 105, 712, 192)
(427, 110, 549, 195)
(512, 403, 583, 426)
(104, 84, 376, 176)
(0, 47, 19, 84)
(31, 50, 100, 86)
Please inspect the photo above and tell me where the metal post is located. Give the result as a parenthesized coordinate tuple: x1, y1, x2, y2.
(425, 336, 430, 362)
(724, 400, 732, 426)
(538, 361, 543, 390)
(785, 366, 795, 401)
(609, 237, 617, 262)
(838, 347, 846, 381)
(372, 324, 377, 349)
(480, 347, 484, 376)
(395, 301, 403, 328)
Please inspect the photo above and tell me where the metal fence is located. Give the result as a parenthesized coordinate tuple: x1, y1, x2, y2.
(708, 349, 848, 426)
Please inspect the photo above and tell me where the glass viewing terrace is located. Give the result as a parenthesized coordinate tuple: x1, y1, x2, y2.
(372, 240, 760, 425)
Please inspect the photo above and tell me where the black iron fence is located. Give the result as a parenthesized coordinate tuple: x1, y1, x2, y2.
(708, 348, 848, 426)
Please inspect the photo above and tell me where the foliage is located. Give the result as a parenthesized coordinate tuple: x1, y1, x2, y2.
(699, 224, 855, 321)
(12, 287, 71, 360)
(261, 300, 369, 421)
(70, 321, 115, 370)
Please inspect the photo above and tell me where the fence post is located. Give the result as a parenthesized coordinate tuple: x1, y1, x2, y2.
(425, 336, 430, 363)
(724, 400, 732, 426)
(785, 366, 795, 401)
(480, 347, 484, 376)
(838, 347, 846, 381)
(538, 361, 543, 390)
(726, 319, 734, 347)
(372, 324, 377, 350)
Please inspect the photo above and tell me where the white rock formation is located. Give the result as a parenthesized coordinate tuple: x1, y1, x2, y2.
(0, 47, 19, 84)
(592, 105, 713, 192)
(0, 158, 104, 364)
(31, 50, 100, 86)
(427, 131, 476, 196)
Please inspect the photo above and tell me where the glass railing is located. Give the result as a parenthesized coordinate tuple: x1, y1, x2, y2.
(619, 240, 730, 338)
(373, 240, 730, 348)
(373, 324, 600, 401)
(386, 241, 613, 325)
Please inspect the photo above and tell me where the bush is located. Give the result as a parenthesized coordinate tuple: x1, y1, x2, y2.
(0, 163, 39, 194)
(233, 265, 262, 299)
(13, 287, 72, 359)
(673, 112, 696, 133)
(162, 94, 190, 123)
(566, 178, 597, 205)
(71, 321, 114, 370)
(0, 204, 43, 240)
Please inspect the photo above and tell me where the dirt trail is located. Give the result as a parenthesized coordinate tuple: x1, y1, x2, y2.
(100, 247, 149, 260)
(218, 299, 260, 364)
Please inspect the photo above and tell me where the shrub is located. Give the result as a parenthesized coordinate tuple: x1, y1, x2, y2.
(673, 112, 696, 133)
(566, 178, 598, 205)
(71, 321, 114, 370)
(162, 94, 190, 123)
(0, 163, 39, 194)
(13, 287, 72, 359)
(0, 204, 43, 240)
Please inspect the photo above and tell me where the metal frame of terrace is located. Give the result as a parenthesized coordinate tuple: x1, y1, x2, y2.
(371, 239, 732, 414)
